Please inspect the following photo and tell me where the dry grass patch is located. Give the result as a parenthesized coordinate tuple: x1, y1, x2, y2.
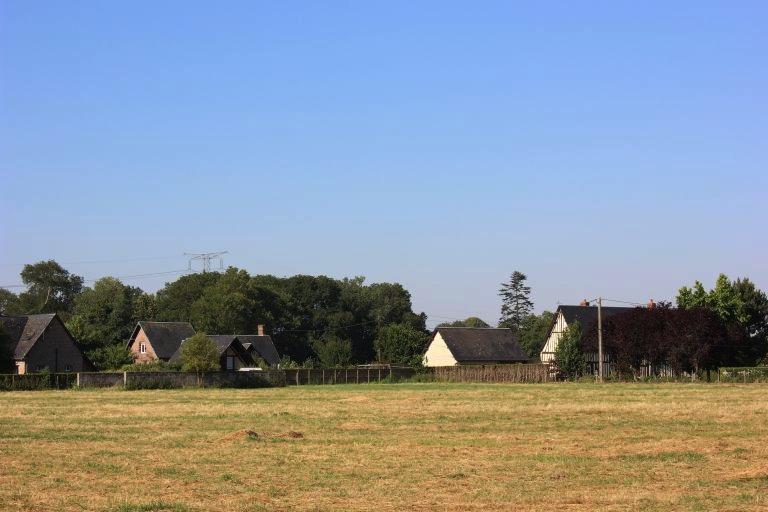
(0, 383, 767, 511)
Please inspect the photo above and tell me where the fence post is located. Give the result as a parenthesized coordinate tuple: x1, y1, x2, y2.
(123, 371, 128, 387)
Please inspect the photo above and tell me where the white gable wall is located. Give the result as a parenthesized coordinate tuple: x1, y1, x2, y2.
(422, 332, 458, 367)
(540, 311, 567, 363)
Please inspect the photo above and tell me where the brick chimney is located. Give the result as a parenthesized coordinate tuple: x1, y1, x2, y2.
(579, 299, 589, 306)
(647, 299, 655, 309)
(257, 324, 265, 336)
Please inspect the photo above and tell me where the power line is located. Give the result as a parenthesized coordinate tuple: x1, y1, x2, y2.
(275, 320, 379, 334)
(0, 255, 184, 267)
(0, 269, 192, 290)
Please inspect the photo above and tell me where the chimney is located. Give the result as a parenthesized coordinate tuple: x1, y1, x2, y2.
(257, 324, 265, 336)
(647, 299, 655, 309)
(579, 299, 589, 307)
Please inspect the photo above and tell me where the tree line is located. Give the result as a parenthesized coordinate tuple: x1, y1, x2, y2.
(0, 261, 429, 370)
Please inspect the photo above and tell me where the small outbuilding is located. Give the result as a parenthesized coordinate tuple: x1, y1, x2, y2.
(0, 313, 92, 374)
(422, 327, 529, 367)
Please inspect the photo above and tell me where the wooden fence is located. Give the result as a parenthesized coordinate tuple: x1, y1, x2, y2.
(432, 364, 551, 383)
(284, 367, 417, 385)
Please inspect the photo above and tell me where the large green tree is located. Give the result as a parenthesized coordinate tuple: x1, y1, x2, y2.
(374, 323, 429, 366)
(498, 271, 534, 332)
(518, 311, 555, 358)
(155, 272, 222, 323)
(677, 274, 767, 363)
(13, 260, 83, 317)
(437, 317, 490, 328)
(0, 289, 18, 315)
(66, 277, 154, 370)
(68, 277, 149, 348)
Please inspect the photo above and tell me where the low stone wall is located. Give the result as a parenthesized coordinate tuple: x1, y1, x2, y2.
(77, 372, 124, 388)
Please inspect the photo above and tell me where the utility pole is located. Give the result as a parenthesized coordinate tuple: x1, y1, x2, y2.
(184, 251, 228, 272)
(597, 296, 604, 382)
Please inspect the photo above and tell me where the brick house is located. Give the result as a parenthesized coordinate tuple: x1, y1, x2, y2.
(0, 313, 93, 374)
(127, 321, 196, 363)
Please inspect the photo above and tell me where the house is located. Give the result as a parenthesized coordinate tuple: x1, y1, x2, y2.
(127, 321, 196, 363)
(237, 325, 280, 367)
(422, 327, 529, 367)
(539, 303, 632, 372)
(0, 313, 92, 374)
(170, 335, 253, 371)
(127, 321, 278, 371)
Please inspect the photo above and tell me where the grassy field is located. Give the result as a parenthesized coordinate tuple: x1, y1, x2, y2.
(1, 383, 767, 512)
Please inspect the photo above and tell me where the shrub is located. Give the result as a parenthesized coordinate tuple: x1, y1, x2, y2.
(181, 333, 219, 373)
(554, 321, 586, 380)
(121, 360, 181, 372)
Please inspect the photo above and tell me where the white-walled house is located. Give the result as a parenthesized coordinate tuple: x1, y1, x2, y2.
(423, 327, 530, 366)
(539, 304, 632, 373)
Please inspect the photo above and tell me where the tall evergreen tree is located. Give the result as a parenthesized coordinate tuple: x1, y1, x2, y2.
(498, 271, 534, 332)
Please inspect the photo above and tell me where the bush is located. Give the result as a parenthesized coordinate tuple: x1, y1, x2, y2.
(554, 322, 586, 380)
(121, 360, 181, 372)
(86, 345, 133, 371)
(181, 333, 219, 373)
(374, 323, 428, 367)
(312, 336, 352, 367)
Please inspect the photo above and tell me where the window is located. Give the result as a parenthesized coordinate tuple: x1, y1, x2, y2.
(65, 364, 72, 372)
(226, 356, 235, 371)
(140, 343, 147, 354)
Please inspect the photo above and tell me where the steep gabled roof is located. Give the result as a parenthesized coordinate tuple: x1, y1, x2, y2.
(236, 335, 280, 366)
(434, 327, 529, 363)
(551, 305, 634, 340)
(0, 313, 57, 359)
(0, 314, 91, 367)
(129, 321, 195, 359)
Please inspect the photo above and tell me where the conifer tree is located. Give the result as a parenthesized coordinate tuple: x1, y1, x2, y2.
(498, 271, 534, 332)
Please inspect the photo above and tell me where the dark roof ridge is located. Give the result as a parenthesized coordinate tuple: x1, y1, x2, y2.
(437, 327, 507, 329)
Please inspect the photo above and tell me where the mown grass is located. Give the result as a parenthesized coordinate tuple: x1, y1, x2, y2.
(0, 383, 767, 511)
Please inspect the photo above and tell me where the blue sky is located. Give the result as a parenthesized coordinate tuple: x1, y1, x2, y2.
(1, 1, 766, 326)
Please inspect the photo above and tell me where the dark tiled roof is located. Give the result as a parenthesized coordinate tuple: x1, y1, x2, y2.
(0, 314, 57, 359)
(169, 334, 251, 364)
(236, 335, 280, 366)
(435, 327, 529, 362)
(130, 321, 195, 360)
(555, 305, 634, 338)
